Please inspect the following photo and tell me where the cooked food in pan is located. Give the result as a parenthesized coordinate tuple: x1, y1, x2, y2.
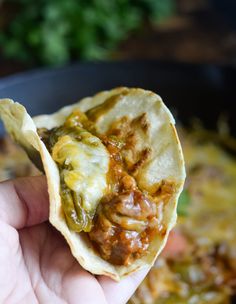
(0, 87, 185, 280)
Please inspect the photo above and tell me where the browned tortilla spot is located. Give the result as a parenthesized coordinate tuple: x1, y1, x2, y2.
(129, 148, 152, 174)
(139, 113, 150, 133)
(107, 116, 130, 137)
(125, 132, 136, 150)
(131, 113, 150, 133)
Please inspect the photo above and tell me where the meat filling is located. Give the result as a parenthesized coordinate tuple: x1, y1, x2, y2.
(88, 190, 159, 265)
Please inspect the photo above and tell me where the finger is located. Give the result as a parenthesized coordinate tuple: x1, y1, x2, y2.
(0, 176, 49, 229)
(61, 263, 108, 304)
(162, 230, 188, 258)
(98, 266, 150, 304)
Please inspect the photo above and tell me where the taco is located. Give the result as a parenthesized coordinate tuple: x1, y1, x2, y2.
(0, 87, 185, 280)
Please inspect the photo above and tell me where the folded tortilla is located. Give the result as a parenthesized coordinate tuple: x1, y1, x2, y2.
(0, 87, 185, 280)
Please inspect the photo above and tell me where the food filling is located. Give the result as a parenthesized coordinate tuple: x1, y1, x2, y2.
(38, 109, 174, 265)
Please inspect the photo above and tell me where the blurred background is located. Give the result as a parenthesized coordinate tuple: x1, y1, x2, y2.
(0, 0, 236, 76)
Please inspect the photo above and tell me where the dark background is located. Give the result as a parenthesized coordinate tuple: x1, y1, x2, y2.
(0, 0, 236, 77)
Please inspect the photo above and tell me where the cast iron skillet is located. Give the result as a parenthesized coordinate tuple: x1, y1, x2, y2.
(0, 60, 236, 136)
(0, 61, 236, 302)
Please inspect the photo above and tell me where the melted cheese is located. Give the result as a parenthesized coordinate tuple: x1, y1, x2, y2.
(52, 129, 109, 212)
(183, 142, 236, 250)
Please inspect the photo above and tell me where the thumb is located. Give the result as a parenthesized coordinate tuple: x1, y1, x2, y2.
(0, 176, 49, 229)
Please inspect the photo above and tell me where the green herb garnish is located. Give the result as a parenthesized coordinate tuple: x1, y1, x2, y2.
(177, 189, 190, 216)
(0, 0, 175, 65)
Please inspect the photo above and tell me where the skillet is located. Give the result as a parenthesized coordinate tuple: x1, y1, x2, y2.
(0, 60, 236, 136)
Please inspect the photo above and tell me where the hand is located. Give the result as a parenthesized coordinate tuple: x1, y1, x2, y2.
(0, 176, 149, 304)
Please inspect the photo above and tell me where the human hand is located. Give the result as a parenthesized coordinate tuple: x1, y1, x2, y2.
(0, 176, 150, 304)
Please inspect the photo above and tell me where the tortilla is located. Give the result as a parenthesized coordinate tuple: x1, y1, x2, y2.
(0, 87, 185, 280)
